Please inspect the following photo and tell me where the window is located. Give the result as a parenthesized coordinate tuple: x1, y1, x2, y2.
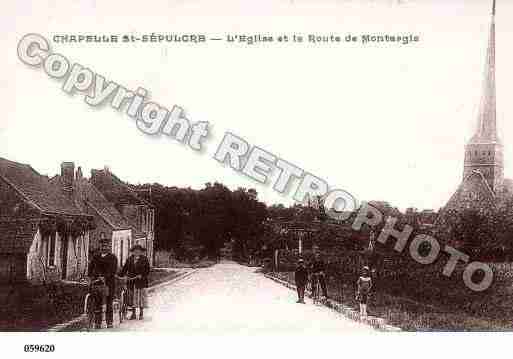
(46, 233, 56, 267)
(76, 236, 82, 259)
(120, 239, 124, 266)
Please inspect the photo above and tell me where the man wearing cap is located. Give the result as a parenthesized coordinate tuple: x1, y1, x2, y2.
(88, 237, 119, 329)
(294, 259, 308, 303)
(119, 244, 150, 320)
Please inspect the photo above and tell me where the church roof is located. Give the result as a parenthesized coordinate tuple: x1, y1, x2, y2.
(470, 0, 499, 144)
(436, 169, 496, 226)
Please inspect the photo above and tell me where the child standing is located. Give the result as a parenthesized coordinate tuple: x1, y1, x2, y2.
(356, 266, 372, 318)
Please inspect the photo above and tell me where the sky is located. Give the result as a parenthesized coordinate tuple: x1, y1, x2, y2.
(1, 0, 513, 211)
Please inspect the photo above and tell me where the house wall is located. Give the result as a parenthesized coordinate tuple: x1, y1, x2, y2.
(64, 232, 89, 280)
(26, 228, 90, 284)
(88, 215, 114, 255)
(112, 229, 132, 267)
(121, 205, 155, 266)
(0, 254, 26, 283)
(88, 215, 132, 267)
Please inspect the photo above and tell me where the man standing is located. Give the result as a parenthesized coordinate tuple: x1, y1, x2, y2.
(119, 244, 150, 320)
(294, 259, 308, 303)
(310, 252, 328, 299)
(88, 236, 118, 329)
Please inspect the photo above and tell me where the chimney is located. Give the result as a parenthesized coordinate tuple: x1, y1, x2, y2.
(61, 162, 75, 195)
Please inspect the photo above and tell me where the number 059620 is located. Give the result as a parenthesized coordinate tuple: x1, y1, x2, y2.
(23, 345, 55, 353)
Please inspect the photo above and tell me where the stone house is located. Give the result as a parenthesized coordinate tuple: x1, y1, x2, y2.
(51, 163, 133, 267)
(90, 168, 155, 266)
(0, 158, 94, 284)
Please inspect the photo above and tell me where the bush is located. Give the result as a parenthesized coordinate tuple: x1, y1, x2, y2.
(0, 282, 88, 331)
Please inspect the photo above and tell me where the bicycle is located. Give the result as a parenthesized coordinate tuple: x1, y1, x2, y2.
(83, 277, 107, 331)
(310, 273, 324, 305)
(118, 276, 138, 323)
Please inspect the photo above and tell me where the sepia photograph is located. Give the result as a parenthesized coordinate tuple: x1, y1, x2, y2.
(1, 0, 513, 357)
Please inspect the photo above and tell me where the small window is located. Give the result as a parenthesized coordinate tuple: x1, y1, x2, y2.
(76, 237, 82, 259)
(46, 233, 56, 267)
(120, 239, 124, 265)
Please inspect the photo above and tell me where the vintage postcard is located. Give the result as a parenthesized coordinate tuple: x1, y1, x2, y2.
(1, 0, 513, 356)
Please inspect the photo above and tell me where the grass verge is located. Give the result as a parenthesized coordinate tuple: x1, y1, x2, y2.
(271, 271, 513, 331)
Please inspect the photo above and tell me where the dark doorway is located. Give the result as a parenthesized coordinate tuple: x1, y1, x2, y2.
(61, 236, 68, 279)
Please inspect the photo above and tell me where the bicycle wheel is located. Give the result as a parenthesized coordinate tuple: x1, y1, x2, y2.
(314, 280, 321, 305)
(311, 279, 317, 304)
(84, 294, 95, 331)
(119, 290, 127, 323)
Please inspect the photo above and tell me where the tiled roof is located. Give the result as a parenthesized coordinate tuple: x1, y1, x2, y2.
(51, 175, 132, 231)
(90, 169, 153, 207)
(0, 158, 88, 217)
(81, 179, 132, 230)
(0, 219, 39, 253)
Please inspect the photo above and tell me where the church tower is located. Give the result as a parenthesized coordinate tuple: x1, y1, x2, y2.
(463, 0, 503, 194)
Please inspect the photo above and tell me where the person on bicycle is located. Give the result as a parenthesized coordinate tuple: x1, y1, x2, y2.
(310, 252, 328, 299)
(294, 259, 308, 304)
(119, 244, 150, 320)
(88, 238, 118, 329)
(356, 266, 372, 318)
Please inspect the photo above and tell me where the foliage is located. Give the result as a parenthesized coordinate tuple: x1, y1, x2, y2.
(134, 183, 268, 261)
(435, 198, 513, 260)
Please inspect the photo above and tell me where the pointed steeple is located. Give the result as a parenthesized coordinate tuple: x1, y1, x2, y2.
(470, 0, 498, 143)
(463, 0, 503, 193)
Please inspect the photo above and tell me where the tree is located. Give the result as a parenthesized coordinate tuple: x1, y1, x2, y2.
(230, 188, 268, 261)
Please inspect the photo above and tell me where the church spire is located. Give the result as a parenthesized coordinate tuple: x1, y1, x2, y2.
(470, 0, 498, 143)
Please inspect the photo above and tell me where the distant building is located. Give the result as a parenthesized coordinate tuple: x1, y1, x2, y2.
(418, 209, 437, 227)
(438, 3, 513, 221)
(90, 168, 155, 266)
(51, 163, 133, 267)
(0, 158, 94, 283)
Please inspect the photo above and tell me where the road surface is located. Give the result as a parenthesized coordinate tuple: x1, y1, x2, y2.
(107, 262, 374, 333)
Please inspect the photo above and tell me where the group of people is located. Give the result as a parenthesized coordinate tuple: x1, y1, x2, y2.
(87, 237, 151, 329)
(294, 253, 373, 317)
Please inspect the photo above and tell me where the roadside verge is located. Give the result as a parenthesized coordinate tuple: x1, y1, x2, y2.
(265, 273, 402, 332)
